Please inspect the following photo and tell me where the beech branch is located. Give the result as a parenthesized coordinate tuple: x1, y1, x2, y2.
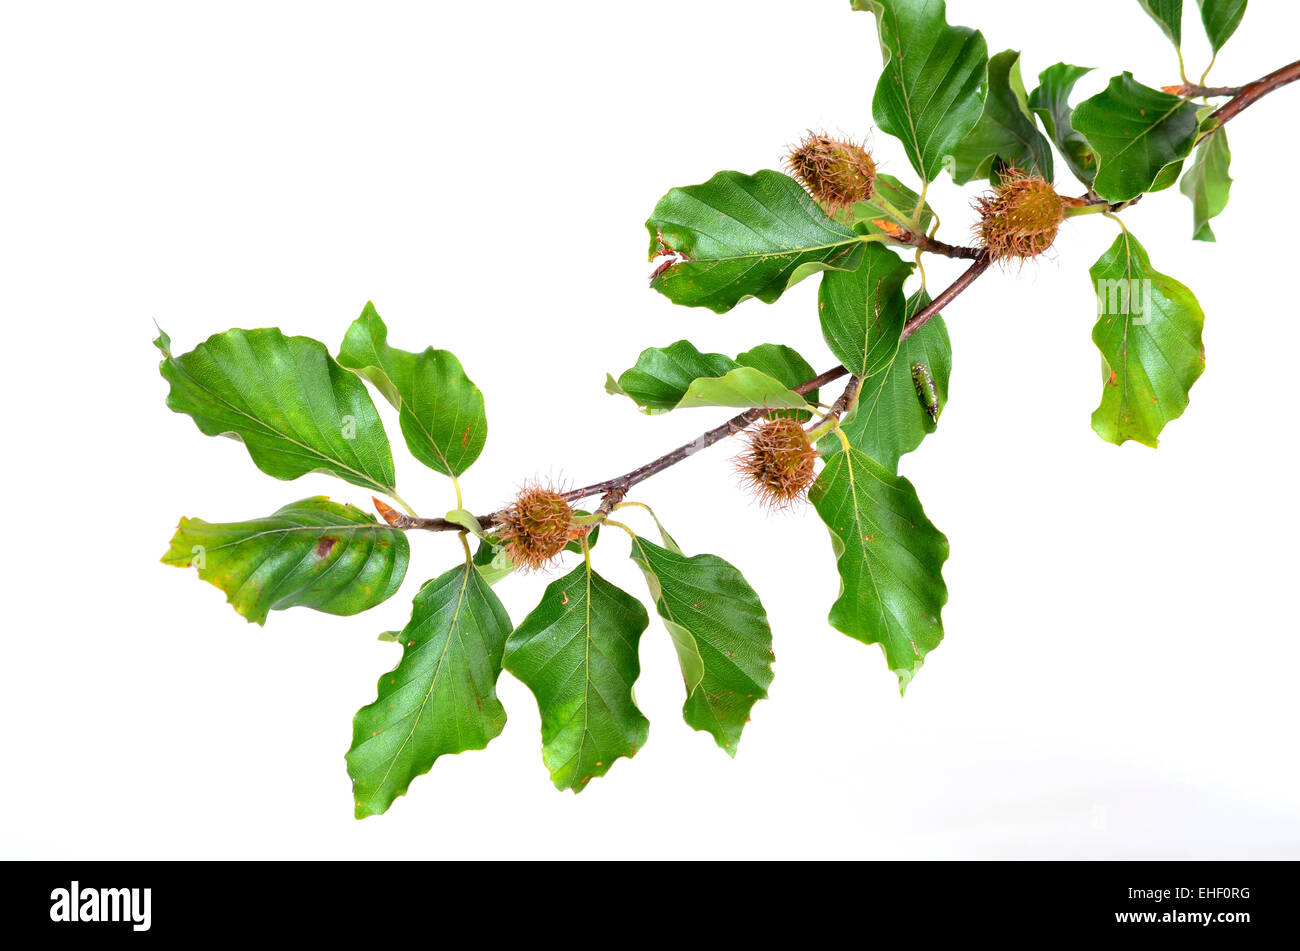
(381, 60, 1299, 537)
(1201, 58, 1300, 140)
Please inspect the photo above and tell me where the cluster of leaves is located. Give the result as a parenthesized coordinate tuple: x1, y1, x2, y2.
(161, 0, 1263, 817)
(158, 304, 776, 816)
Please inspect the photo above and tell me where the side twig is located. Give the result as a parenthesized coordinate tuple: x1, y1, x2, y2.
(886, 229, 983, 260)
(1163, 83, 1243, 98)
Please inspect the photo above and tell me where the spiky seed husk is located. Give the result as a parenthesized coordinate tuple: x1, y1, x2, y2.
(973, 169, 1065, 262)
(785, 132, 877, 215)
(497, 484, 582, 572)
(736, 418, 819, 510)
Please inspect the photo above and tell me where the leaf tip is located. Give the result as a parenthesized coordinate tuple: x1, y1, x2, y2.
(896, 665, 916, 696)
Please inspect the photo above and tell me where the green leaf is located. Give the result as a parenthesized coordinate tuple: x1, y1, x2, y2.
(337, 303, 486, 478)
(609, 339, 735, 412)
(606, 340, 811, 414)
(157, 328, 397, 496)
(821, 292, 952, 473)
(652, 367, 810, 413)
(810, 446, 949, 692)
(647, 170, 865, 313)
(853, 0, 989, 182)
(1136, 0, 1183, 46)
(837, 174, 935, 236)
(1072, 73, 1201, 202)
(817, 244, 912, 379)
(1197, 0, 1247, 52)
(161, 497, 409, 625)
(1179, 128, 1232, 241)
(1028, 63, 1098, 186)
(503, 563, 650, 791)
(1090, 230, 1206, 447)
(951, 50, 1055, 184)
(346, 557, 513, 818)
(628, 534, 774, 756)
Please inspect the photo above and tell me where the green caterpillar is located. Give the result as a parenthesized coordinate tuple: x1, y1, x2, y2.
(911, 362, 941, 423)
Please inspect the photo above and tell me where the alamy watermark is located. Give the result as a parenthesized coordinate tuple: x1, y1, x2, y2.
(1096, 278, 1155, 326)
(49, 881, 151, 932)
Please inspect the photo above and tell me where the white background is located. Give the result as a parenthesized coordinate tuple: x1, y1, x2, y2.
(2, 0, 1298, 859)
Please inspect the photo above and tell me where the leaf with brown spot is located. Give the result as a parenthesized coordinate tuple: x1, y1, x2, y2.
(161, 497, 408, 625)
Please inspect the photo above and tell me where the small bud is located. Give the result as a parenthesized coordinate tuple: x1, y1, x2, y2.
(785, 132, 877, 215)
(498, 483, 582, 572)
(735, 418, 819, 510)
(871, 218, 909, 239)
(973, 169, 1065, 262)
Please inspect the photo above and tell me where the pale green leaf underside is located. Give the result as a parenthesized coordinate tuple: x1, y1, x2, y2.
(472, 539, 516, 586)
(734, 343, 820, 408)
(653, 367, 808, 412)
(503, 564, 649, 792)
(157, 327, 397, 496)
(608, 340, 816, 416)
(347, 558, 513, 818)
(628, 535, 774, 755)
(337, 303, 487, 478)
(161, 497, 409, 625)
(811, 446, 949, 692)
(1090, 230, 1206, 447)
(647, 170, 865, 313)
(1179, 128, 1233, 241)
